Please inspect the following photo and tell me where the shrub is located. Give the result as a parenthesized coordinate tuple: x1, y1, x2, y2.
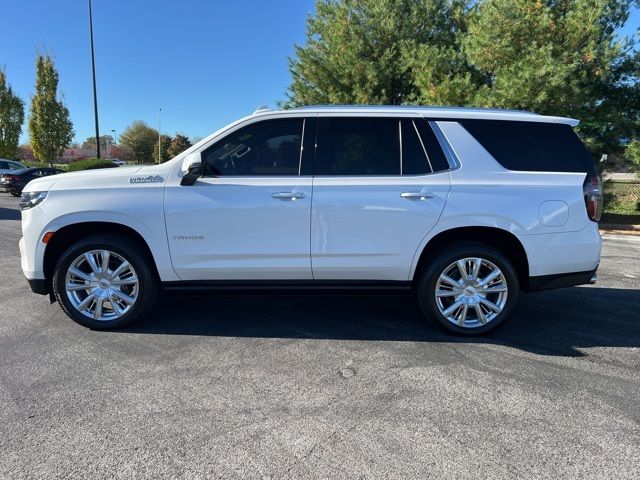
(66, 158, 118, 172)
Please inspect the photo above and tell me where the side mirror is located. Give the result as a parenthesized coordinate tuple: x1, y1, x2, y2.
(180, 151, 202, 186)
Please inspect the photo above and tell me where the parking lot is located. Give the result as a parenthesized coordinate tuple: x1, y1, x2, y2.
(1, 193, 639, 479)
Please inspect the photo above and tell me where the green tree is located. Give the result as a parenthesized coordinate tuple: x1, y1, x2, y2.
(119, 121, 158, 164)
(287, 0, 639, 158)
(152, 134, 172, 163)
(285, 0, 470, 106)
(82, 134, 113, 149)
(625, 140, 640, 173)
(0, 67, 25, 159)
(459, 0, 639, 158)
(167, 133, 192, 158)
(28, 54, 74, 166)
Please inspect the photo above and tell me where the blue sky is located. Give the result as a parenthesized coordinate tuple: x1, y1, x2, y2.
(1, 0, 638, 145)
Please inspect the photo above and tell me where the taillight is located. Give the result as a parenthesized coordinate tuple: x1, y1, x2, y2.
(583, 173, 603, 222)
(5, 175, 17, 181)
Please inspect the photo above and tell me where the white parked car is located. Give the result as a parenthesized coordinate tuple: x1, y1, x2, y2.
(19, 106, 602, 335)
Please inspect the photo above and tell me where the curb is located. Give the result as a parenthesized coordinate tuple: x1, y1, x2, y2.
(599, 224, 640, 236)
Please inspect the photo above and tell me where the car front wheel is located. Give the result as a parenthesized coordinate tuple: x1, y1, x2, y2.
(416, 243, 519, 335)
(52, 234, 158, 329)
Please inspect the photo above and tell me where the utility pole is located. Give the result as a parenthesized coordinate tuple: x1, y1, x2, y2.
(158, 107, 162, 164)
(88, 0, 100, 159)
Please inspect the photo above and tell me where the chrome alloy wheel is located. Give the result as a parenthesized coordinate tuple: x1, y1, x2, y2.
(434, 257, 508, 328)
(65, 250, 139, 321)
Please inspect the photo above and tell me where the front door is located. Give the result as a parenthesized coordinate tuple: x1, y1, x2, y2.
(165, 116, 315, 280)
(311, 116, 451, 281)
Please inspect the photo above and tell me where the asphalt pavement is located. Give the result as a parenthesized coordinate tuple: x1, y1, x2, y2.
(1, 193, 639, 479)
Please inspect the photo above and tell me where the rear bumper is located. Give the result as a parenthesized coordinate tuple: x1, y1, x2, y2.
(527, 268, 597, 292)
(517, 222, 601, 277)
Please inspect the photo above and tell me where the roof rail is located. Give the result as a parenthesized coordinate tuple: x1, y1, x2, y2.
(295, 104, 538, 115)
(253, 105, 271, 114)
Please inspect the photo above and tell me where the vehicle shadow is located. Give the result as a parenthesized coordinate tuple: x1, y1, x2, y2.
(121, 286, 640, 357)
(0, 206, 20, 221)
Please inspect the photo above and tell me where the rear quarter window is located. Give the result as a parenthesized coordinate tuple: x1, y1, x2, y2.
(460, 120, 595, 173)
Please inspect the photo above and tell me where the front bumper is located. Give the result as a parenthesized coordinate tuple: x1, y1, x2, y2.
(21, 237, 49, 295)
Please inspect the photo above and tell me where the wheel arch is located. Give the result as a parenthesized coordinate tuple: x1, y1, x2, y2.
(43, 221, 160, 290)
(412, 226, 530, 289)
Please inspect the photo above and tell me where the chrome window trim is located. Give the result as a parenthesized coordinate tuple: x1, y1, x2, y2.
(429, 121, 461, 171)
(412, 119, 434, 173)
(398, 120, 403, 175)
(298, 118, 306, 176)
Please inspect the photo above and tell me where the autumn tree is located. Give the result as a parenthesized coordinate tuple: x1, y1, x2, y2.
(167, 133, 192, 158)
(152, 134, 172, 163)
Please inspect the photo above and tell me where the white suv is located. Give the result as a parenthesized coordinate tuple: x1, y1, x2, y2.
(19, 106, 602, 335)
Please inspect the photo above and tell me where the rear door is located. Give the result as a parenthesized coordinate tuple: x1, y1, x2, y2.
(310, 115, 451, 281)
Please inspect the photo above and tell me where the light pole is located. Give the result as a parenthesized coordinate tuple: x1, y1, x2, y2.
(88, 0, 100, 159)
(111, 129, 117, 145)
(158, 107, 162, 164)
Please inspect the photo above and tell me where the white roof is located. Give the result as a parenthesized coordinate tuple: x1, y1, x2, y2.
(277, 105, 579, 126)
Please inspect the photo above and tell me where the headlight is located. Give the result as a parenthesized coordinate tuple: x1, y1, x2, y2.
(19, 191, 48, 210)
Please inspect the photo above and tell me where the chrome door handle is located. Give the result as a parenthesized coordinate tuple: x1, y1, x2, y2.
(272, 192, 306, 200)
(400, 192, 433, 200)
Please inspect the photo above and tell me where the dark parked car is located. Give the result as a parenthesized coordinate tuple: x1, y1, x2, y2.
(0, 167, 63, 196)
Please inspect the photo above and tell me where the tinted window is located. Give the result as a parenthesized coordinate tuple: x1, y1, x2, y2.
(203, 118, 303, 176)
(401, 119, 429, 175)
(414, 119, 449, 172)
(461, 120, 595, 173)
(8, 162, 24, 170)
(0, 161, 7, 169)
(316, 118, 400, 175)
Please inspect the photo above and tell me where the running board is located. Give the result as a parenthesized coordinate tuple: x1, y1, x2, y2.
(162, 280, 413, 294)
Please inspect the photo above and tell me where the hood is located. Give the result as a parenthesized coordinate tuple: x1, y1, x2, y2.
(23, 163, 171, 193)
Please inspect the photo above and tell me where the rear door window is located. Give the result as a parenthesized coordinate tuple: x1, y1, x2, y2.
(414, 119, 450, 172)
(401, 119, 449, 174)
(401, 119, 429, 175)
(461, 120, 595, 173)
(315, 118, 400, 175)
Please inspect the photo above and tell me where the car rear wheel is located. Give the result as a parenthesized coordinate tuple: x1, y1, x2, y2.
(416, 243, 519, 335)
(52, 234, 158, 329)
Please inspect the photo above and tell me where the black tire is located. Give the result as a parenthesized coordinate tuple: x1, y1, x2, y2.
(9, 190, 20, 197)
(52, 234, 159, 329)
(416, 243, 519, 336)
